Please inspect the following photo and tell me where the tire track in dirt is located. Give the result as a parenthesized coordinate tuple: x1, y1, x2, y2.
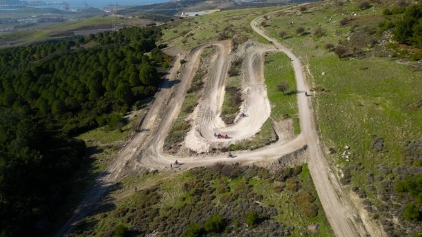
(57, 39, 307, 236)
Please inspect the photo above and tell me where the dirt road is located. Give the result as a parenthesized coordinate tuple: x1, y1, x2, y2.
(184, 42, 274, 153)
(251, 17, 368, 237)
(137, 41, 307, 169)
(58, 14, 367, 237)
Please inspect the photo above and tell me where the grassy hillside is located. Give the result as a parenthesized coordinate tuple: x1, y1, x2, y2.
(161, 7, 275, 49)
(261, 1, 422, 235)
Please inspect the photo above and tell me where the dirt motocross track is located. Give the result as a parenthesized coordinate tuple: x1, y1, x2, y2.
(56, 14, 369, 237)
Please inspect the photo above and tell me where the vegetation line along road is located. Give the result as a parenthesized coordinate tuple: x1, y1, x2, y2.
(250, 13, 367, 237)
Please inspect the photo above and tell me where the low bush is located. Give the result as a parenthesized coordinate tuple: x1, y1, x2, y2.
(314, 26, 325, 37)
(302, 203, 319, 218)
(402, 203, 421, 222)
(286, 178, 300, 192)
(277, 81, 290, 94)
(115, 224, 129, 237)
(295, 192, 319, 218)
(334, 45, 348, 58)
(340, 17, 351, 26)
(325, 43, 335, 50)
(185, 223, 203, 237)
(395, 174, 422, 203)
(296, 27, 305, 35)
(246, 211, 259, 227)
(204, 214, 224, 233)
(358, 1, 370, 10)
(293, 165, 302, 176)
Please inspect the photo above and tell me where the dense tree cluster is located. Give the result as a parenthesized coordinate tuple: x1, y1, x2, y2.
(0, 26, 172, 236)
(0, 26, 172, 135)
(0, 108, 86, 236)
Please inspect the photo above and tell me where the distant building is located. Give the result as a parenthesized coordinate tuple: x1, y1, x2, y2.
(180, 12, 189, 17)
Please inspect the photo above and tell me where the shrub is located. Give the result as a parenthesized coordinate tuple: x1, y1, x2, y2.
(295, 192, 319, 217)
(393, 5, 422, 47)
(314, 26, 324, 37)
(295, 192, 316, 204)
(115, 224, 129, 237)
(279, 31, 287, 39)
(185, 223, 203, 237)
(286, 179, 300, 192)
(296, 27, 305, 35)
(180, 59, 186, 64)
(325, 43, 335, 50)
(292, 165, 302, 176)
(391, 6, 406, 15)
(334, 45, 348, 58)
(359, 1, 370, 10)
(228, 68, 240, 77)
(246, 211, 259, 227)
(395, 174, 422, 203)
(383, 9, 392, 15)
(402, 203, 421, 222)
(340, 17, 350, 26)
(302, 203, 319, 218)
(277, 81, 290, 94)
(204, 214, 224, 233)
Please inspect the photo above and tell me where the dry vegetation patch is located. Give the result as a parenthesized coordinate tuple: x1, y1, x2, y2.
(69, 164, 332, 237)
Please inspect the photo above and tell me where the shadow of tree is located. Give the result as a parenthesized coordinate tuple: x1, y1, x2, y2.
(160, 78, 181, 89)
(285, 90, 299, 96)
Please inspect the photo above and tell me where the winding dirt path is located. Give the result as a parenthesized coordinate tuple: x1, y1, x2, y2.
(57, 13, 367, 237)
(184, 43, 274, 153)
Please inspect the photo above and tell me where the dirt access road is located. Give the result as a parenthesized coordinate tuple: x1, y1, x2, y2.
(57, 14, 367, 237)
(251, 16, 368, 237)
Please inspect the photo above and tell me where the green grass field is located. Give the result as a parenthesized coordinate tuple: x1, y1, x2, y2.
(264, 52, 300, 134)
(261, 0, 422, 224)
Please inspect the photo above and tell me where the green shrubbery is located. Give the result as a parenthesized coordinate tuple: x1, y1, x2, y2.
(403, 203, 421, 222)
(204, 214, 224, 233)
(246, 211, 259, 227)
(295, 192, 319, 218)
(393, 5, 422, 48)
(96, 113, 124, 131)
(185, 224, 203, 237)
(395, 174, 422, 203)
(115, 224, 129, 237)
